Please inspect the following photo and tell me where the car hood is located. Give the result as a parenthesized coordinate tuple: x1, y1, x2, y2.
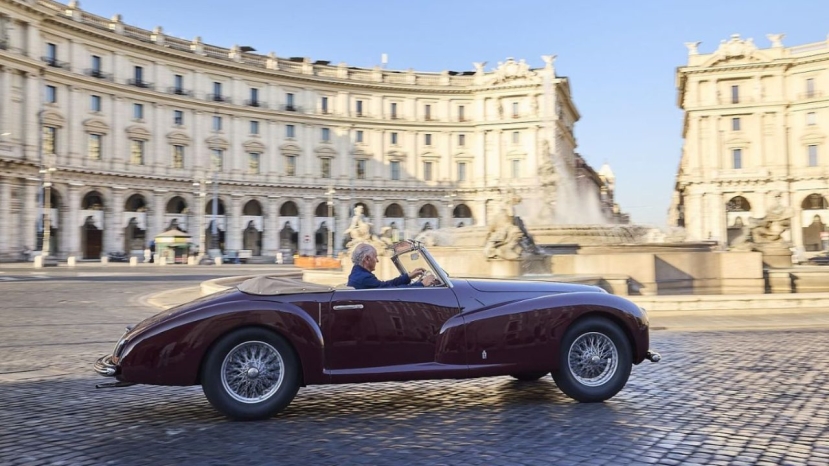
(462, 278, 606, 294)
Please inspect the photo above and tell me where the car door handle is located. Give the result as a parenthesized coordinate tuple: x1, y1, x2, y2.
(333, 304, 364, 310)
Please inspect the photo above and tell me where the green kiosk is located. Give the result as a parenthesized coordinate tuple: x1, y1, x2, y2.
(154, 229, 193, 264)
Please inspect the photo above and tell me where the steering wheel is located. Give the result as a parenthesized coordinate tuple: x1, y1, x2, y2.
(423, 271, 443, 287)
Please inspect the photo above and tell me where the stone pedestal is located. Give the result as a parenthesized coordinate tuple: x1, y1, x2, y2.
(757, 245, 793, 268)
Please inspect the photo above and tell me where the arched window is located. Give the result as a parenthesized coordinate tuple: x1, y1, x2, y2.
(802, 193, 829, 210)
(165, 196, 187, 214)
(384, 203, 404, 217)
(243, 200, 263, 216)
(280, 201, 299, 216)
(726, 196, 751, 212)
(419, 203, 438, 218)
(124, 194, 147, 212)
(315, 202, 335, 217)
(453, 204, 473, 218)
(82, 191, 105, 210)
(205, 199, 226, 215)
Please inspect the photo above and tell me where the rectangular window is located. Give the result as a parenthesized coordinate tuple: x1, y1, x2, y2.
(213, 82, 222, 97)
(808, 145, 818, 167)
(807, 112, 816, 126)
(511, 159, 521, 178)
(134, 66, 143, 83)
(250, 120, 259, 135)
(391, 102, 398, 119)
(45, 85, 57, 103)
(248, 152, 260, 174)
(133, 103, 144, 120)
(213, 116, 222, 131)
(732, 148, 742, 169)
(732, 117, 741, 131)
(88, 134, 102, 160)
(43, 127, 56, 154)
(173, 110, 184, 126)
(321, 158, 331, 178)
(250, 88, 259, 105)
(512, 131, 520, 144)
(172, 144, 184, 168)
(211, 149, 223, 171)
(286, 124, 296, 138)
(458, 134, 466, 147)
(806, 78, 815, 98)
(356, 130, 364, 143)
(321, 127, 330, 142)
(46, 43, 56, 60)
(391, 132, 398, 145)
(512, 102, 519, 117)
(425, 104, 432, 120)
(356, 100, 363, 116)
(130, 140, 145, 165)
(174, 74, 183, 91)
(458, 105, 465, 121)
(731, 85, 739, 104)
(91, 55, 101, 72)
(321, 96, 329, 113)
(356, 159, 367, 179)
(90, 95, 101, 112)
(425, 133, 432, 146)
(391, 160, 401, 180)
(286, 92, 295, 110)
(457, 162, 467, 182)
(423, 161, 433, 181)
(286, 155, 296, 176)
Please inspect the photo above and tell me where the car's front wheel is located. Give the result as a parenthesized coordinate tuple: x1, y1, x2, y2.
(552, 317, 631, 402)
(201, 327, 300, 420)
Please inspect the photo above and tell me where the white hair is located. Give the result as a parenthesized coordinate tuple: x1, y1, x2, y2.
(351, 243, 376, 265)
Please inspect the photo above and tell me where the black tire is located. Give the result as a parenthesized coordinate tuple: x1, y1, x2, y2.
(201, 327, 300, 421)
(510, 371, 549, 382)
(552, 317, 632, 402)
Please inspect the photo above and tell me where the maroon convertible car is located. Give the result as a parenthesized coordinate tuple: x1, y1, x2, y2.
(95, 240, 660, 420)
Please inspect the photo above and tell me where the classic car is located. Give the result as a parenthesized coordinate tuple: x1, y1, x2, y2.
(95, 240, 660, 420)
(806, 252, 829, 265)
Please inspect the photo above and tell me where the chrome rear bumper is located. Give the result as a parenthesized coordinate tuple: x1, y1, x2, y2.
(94, 355, 119, 377)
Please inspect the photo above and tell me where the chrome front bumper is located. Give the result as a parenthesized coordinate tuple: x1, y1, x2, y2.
(94, 355, 119, 377)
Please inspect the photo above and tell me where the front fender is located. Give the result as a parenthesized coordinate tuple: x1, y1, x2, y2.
(463, 292, 649, 375)
(117, 299, 325, 386)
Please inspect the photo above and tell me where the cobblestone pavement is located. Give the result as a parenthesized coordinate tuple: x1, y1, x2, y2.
(1, 277, 828, 465)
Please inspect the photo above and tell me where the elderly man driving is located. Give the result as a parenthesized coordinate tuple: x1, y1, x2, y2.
(348, 243, 436, 289)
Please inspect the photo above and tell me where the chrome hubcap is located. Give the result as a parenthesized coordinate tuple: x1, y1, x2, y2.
(568, 332, 618, 387)
(221, 341, 284, 403)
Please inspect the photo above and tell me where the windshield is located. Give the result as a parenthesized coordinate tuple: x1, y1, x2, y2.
(394, 249, 435, 278)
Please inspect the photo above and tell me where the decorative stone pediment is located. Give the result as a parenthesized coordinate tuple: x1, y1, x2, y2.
(800, 131, 826, 144)
(420, 151, 441, 160)
(487, 58, 539, 85)
(350, 146, 372, 158)
(386, 149, 407, 160)
(125, 124, 151, 140)
(243, 139, 266, 152)
(280, 143, 302, 155)
(42, 109, 65, 127)
(205, 135, 229, 150)
(724, 135, 751, 147)
(453, 151, 474, 160)
(506, 149, 527, 158)
(314, 145, 337, 157)
(83, 118, 110, 134)
(167, 130, 191, 145)
(702, 34, 773, 67)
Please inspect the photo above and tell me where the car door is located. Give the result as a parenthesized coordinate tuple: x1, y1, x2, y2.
(323, 287, 462, 372)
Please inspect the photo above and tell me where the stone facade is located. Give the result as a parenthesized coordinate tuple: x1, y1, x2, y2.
(672, 33, 829, 255)
(0, 0, 619, 260)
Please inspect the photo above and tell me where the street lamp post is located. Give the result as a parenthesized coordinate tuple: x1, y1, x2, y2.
(326, 186, 336, 257)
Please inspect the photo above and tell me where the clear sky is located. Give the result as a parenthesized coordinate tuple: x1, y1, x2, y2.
(75, 0, 829, 226)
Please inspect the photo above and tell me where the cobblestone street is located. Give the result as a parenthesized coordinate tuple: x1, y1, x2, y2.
(1, 276, 828, 465)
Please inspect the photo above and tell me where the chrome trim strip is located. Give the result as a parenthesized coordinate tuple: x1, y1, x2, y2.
(333, 304, 364, 310)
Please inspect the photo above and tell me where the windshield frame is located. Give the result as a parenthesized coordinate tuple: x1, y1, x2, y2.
(389, 240, 453, 288)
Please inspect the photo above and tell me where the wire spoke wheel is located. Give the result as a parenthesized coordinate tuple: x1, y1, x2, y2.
(567, 332, 619, 387)
(220, 341, 284, 404)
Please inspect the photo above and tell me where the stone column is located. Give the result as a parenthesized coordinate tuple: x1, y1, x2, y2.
(337, 199, 350, 253)
(301, 198, 315, 255)
(152, 190, 165, 238)
(228, 195, 242, 251)
(475, 131, 487, 185)
(685, 192, 704, 241)
(0, 177, 10, 258)
(23, 179, 38, 252)
(67, 86, 82, 165)
(0, 67, 10, 139)
(265, 195, 279, 255)
(25, 72, 40, 161)
(27, 21, 41, 65)
(441, 200, 452, 229)
(111, 96, 124, 166)
(404, 200, 418, 240)
(372, 199, 384, 233)
(66, 183, 81, 257)
(153, 103, 165, 171)
(106, 187, 125, 254)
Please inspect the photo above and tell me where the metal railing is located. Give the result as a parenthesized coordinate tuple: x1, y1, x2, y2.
(168, 87, 192, 96)
(127, 79, 154, 89)
(244, 99, 266, 108)
(41, 56, 68, 69)
(84, 69, 112, 80)
(208, 94, 231, 103)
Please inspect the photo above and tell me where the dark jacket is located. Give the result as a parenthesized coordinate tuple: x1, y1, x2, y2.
(347, 265, 423, 289)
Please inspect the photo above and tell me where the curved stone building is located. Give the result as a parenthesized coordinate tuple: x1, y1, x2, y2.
(0, 0, 615, 261)
(673, 34, 829, 254)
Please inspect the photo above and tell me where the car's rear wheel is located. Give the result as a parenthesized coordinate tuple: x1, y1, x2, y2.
(510, 371, 549, 382)
(552, 317, 631, 402)
(201, 327, 300, 421)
